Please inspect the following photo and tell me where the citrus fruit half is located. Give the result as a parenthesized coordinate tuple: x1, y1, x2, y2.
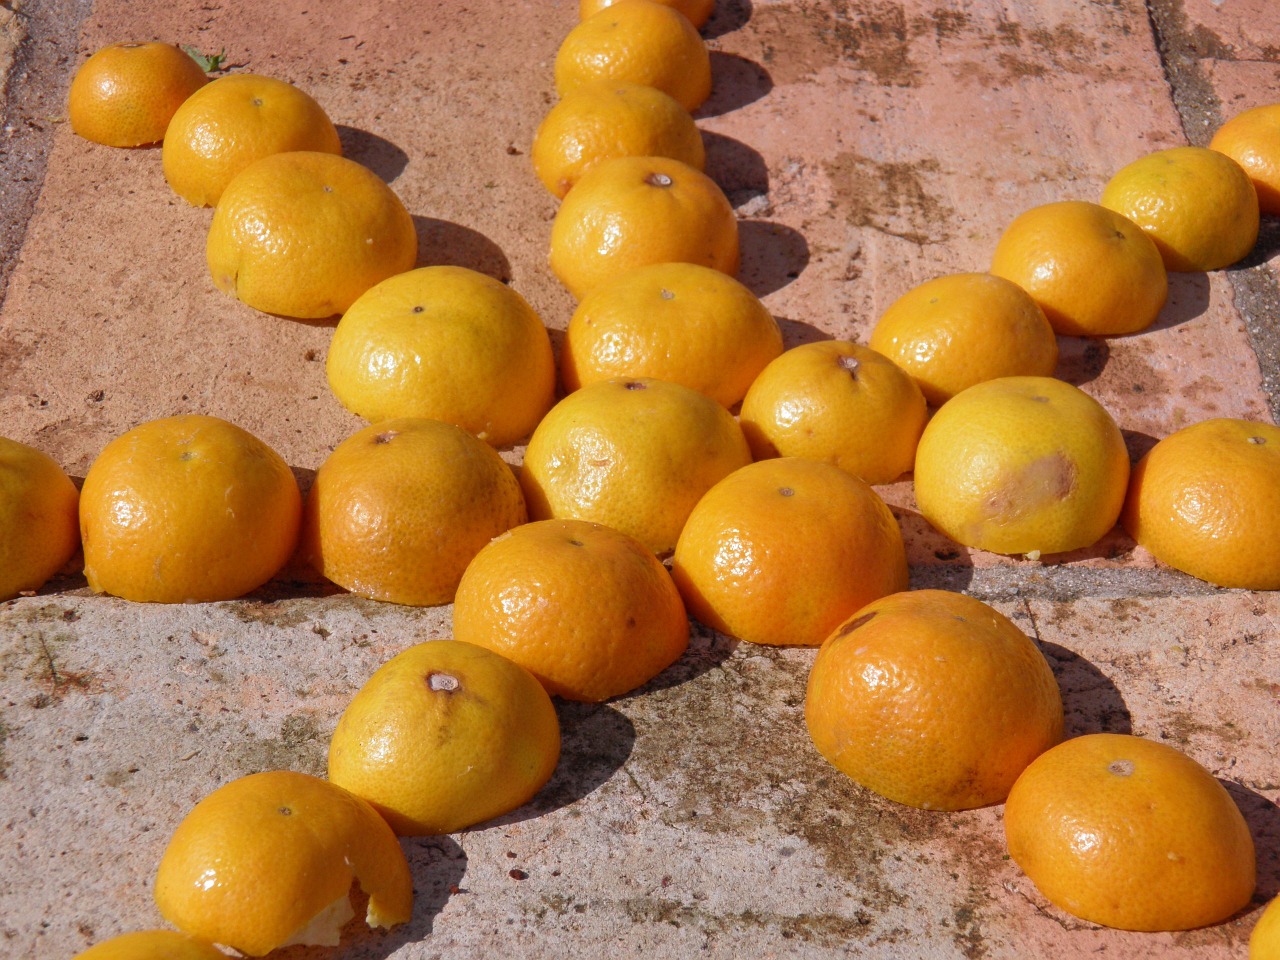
(453, 518, 690, 700)
(805, 589, 1063, 810)
(672, 457, 908, 647)
(301, 418, 527, 606)
(68, 41, 207, 147)
(154, 770, 413, 956)
(79, 415, 301, 603)
(1004, 733, 1256, 931)
(207, 151, 417, 319)
(1122, 417, 1280, 589)
(328, 639, 561, 834)
(0, 437, 80, 602)
(520, 377, 751, 555)
(326, 266, 556, 447)
(912, 376, 1129, 556)
(163, 73, 342, 207)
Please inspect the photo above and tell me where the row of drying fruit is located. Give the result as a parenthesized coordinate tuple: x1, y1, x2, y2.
(7, 0, 1278, 955)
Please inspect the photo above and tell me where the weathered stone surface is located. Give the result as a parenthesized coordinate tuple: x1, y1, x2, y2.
(1, 1, 1277, 957)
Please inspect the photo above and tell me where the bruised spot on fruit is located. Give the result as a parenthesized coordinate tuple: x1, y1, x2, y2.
(1031, 395, 1049, 403)
(179, 451, 196, 461)
(412, 305, 425, 314)
(778, 487, 795, 497)
(623, 381, 646, 390)
(428, 672, 460, 693)
(252, 97, 264, 107)
(1108, 759, 1135, 777)
(1249, 436, 1266, 445)
(659, 288, 675, 301)
(322, 185, 334, 193)
(568, 538, 585, 547)
(374, 431, 398, 444)
(979, 452, 1078, 522)
(838, 355, 860, 379)
(645, 173, 674, 188)
(834, 611, 877, 639)
(278, 805, 293, 816)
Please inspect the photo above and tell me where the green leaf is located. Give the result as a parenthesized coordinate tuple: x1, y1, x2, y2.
(182, 45, 227, 73)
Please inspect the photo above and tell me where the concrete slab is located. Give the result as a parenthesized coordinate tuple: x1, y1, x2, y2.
(0, 0, 1278, 957)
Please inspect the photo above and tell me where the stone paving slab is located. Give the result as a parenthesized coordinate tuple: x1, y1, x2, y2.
(0, 0, 1278, 957)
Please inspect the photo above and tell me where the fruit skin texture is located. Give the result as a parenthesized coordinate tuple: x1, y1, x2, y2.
(672, 458, 908, 647)
(579, 0, 716, 29)
(79, 415, 301, 603)
(549, 155, 739, 300)
(0, 437, 80, 602)
(912, 376, 1129, 556)
(328, 640, 561, 834)
(1252, 894, 1280, 960)
(454, 519, 688, 701)
(301, 418, 527, 606)
(68, 41, 207, 147)
(1004, 733, 1256, 931)
(1100, 146, 1259, 272)
(556, 0, 712, 112)
(869, 272, 1058, 404)
(207, 151, 417, 319)
(989, 201, 1168, 337)
(1121, 418, 1280, 589)
(72, 930, 227, 960)
(738, 340, 927, 485)
(532, 81, 705, 199)
(1211, 103, 1280, 215)
(163, 73, 342, 207)
(326, 266, 556, 447)
(520, 377, 751, 556)
(805, 590, 1062, 810)
(154, 770, 413, 957)
(562, 261, 782, 408)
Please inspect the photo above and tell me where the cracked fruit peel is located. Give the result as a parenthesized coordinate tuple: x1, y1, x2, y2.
(1122, 418, 1280, 589)
(1211, 102, 1280, 216)
(453, 519, 690, 701)
(672, 457, 908, 647)
(805, 589, 1063, 810)
(562, 261, 781, 408)
(912, 376, 1129, 556)
(79, 415, 301, 603)
(154, 770, 413, 956)
(532, 81, 705, 199)
(68, 41, 207, 147)
(1100, 146, 1258, 272)
(1004, 733, 1255, 931)
(301, 418, 527, 606)
(989, 201, 1167, 338)
(739, 340, 927, 485)
(207, 151, 417, 319)
(520, 377, 751, 556)
(72, 931, 226, 960)
(0, 437, 79, 602)
(163, 73, 342, 207)
(556, 0, 712, 112)
(549, 155, 739, 300)
(329, 639, 561, 833)
(327, 266, 555, 447)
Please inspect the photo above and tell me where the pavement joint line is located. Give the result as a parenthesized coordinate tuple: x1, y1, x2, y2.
(1146, 0, 1280, 424)
(0, 0, 91, 312)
